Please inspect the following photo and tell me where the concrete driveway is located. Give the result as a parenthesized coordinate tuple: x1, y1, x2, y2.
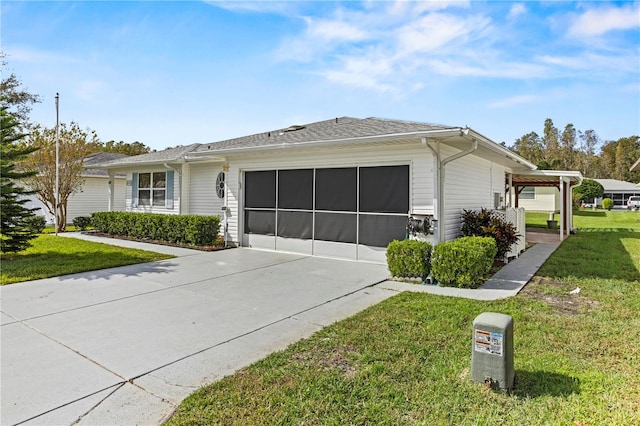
(1, 247, 393, 425)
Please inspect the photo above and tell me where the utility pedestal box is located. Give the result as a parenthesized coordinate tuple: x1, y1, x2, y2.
(471, 312, 514, 391)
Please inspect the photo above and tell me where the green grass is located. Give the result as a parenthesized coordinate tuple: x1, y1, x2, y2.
(166, 211, 640, 425)
(0, 235, 173, 285)
(527, 209, 640, 230)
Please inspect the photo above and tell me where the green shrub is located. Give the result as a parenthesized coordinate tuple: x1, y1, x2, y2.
(90, 212, 221, 246)
(72, 216, 92, 231)
(431, 236, 497, 288)
(602, 198, 614, 210)
(386, 239, 432, 280)
(23, 215, 46, 234)
(461, 208, 519, 260)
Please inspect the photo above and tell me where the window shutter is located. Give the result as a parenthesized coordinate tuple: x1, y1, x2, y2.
(166, 170, 174, 209)
(132, 173, 139, 207)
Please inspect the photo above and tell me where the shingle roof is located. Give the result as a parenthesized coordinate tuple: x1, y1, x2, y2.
(595, 178, 640, 191)
(82, 152, 129, 177)
(194, 117, 456, 153)
(91, 144, 201, 167)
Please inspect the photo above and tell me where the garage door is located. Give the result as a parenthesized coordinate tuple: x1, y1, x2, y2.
(242, 165, 409, 262)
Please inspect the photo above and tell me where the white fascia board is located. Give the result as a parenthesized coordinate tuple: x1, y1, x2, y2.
(465, 128, 537, 170)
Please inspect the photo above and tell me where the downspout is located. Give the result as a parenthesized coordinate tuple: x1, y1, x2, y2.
(424, 133, 478, 243)
(569, 175, 583, 233)
(423, 138, 441, 244)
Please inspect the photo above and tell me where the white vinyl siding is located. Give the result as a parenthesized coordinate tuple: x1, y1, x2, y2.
(66, 177, 126, 222)
(189, 163, 225, 216)
(440, 146, 508, 241)
(517, 186, 560, 211)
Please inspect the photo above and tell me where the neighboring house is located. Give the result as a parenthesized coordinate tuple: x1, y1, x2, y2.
(511, 186, 560, 212)
(593, 178, 640, 208)
(24, 152, 128, 224)
(95, 117, 581, 262)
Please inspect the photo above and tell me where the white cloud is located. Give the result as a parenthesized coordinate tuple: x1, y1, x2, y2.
(321, 52, 395, 93)
(304, 17, 369, 43)
(395, 13, 490, 55)
(568, 3, 640, 37)
(428, 57, 548, 79)
(507, 4, 526, 20)
(488, 94, 542, 109)
(270, 1, 638, 94)
(205, 1, 299, 16)
(5, 46, 80, 64)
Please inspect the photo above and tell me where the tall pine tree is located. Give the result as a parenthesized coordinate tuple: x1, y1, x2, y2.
(1, 106, 40, 253)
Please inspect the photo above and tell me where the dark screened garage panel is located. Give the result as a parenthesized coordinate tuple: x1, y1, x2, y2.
(278, 169, 313, 210)
(277, 211, 313, 239)
(245, 171, 276, 208)
(315, 167, 357, 212)
(359, 165, 409, 213)
(358, 214, 407, 247)
(244, 210, 275, 235)
(314, 212, 357, 243)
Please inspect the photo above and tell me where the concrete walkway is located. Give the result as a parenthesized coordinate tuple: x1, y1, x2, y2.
(1, 233, 559, 425)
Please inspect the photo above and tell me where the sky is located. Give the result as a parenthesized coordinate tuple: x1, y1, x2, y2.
(2, 1, 639, 151)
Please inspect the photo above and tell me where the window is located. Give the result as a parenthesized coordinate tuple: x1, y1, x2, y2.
(138, 172, 166, 207)
(519, 187, 535, 200)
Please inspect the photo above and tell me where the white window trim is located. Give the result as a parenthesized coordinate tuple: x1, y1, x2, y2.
(138, 171, 167, 207)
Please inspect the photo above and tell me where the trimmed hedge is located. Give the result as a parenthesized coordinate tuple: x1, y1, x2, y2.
(431, 236, 497, 289)
(386, 239, 432, 280)
(90, 212, 221, 246)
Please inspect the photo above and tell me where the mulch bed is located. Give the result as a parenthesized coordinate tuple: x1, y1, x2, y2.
(82, 231, 232, 252)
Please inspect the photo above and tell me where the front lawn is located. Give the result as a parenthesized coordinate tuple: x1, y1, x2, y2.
(0, 235, 173, 285)
(166, 211, 640, 425)
(527, 208, 640, 230)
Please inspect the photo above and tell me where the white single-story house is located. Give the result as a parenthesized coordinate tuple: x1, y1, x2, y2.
(520, 177, 640, 210)
(94, 117, 581, 262)
(24, 152, 127, 224)
(593, 178, 640, 208)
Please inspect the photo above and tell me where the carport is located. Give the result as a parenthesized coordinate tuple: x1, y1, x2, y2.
(507, 170, 583, 241)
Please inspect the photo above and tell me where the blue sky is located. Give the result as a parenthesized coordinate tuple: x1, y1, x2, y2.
(3, 1, 639, 151)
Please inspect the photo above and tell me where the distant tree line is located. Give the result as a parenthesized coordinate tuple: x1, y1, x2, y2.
(508, 118, 640, 182)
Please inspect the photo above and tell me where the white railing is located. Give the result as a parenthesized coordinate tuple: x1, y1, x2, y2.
(491, 208, 526, 259)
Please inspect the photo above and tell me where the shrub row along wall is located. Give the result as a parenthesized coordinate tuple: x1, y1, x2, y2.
(91, 212, 221, 247)
(386, 236, 497, 289)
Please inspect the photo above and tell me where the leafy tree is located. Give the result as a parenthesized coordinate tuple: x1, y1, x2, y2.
(560, 123, 577, 170)
(542, 118, 561, 169)
(21, 122, 97, 232)
(0, 53, 41, 127)
(577, 129, 601, 178)
(510, 131, 544, 165)
(574, 178, 604, 203)
(0, 106, 40, 253)
(88, 139, 151, 156)
(613, 136, 640, 182)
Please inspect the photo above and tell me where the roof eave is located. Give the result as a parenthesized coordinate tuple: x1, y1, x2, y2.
(465, 128, 537, 171)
